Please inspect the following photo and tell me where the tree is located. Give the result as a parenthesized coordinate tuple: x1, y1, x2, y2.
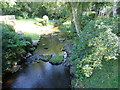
(69, 2, 91, 37)
(113, 0, 118, 17)
(70, 2, 81, 37)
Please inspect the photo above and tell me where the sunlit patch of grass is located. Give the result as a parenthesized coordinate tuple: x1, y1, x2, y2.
(16, 18, 54, 26)
(16, 19, 36, 23)
(24, 32, 40, 40)
(15, 18, 61, 36)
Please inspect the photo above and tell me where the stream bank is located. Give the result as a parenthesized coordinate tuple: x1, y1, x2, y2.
(3, 33, 73, 88)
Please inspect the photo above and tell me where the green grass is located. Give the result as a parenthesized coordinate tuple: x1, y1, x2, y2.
(49, 55, 64, 63)
(16, 19, 40, 40)
(16, 18, 55, 40)
(16, 18, 36, 23)
(16, 18, 55, 26)
(24, 32, 40, 40)
(72, 59, 118, 88)
(48, 21, 54, 26)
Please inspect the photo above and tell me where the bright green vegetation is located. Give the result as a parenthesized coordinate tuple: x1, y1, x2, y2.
(24, 32, 40, 40)
(71, 59, 118, 88)
(1, 1, 119, 88)
(1, 23, 32, 74)
(49, 55, 64, 64)
(16, 19, 41, 40)
(16, 19, 36, 23)
(69, 17, 119, 88)
(71, 19, 118, 76)
(58, 38, 66, 41)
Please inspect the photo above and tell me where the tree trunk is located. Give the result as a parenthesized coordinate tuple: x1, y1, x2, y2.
(70, 2, 80, 37)
(113, 0, 117, 17)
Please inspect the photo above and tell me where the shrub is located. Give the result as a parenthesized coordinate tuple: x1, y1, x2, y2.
(97, 16, 119, 36)
(1, 23, 15, 32)
(78, 15, 95, 30)
(1, 23, 32, 74)
(70, 20, 119, 78)
(54, 18, 66, 27)
(20, 11, 29, 19)
(59, 22, 77, 39)
(35, 17, 49, 26)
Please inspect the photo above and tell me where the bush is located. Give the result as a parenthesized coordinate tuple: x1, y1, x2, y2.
(78, 15, 95, 30)
(59, 22, 77, 39)
(97, 16, 119, 36)
(70, 20, 119, 78)
(21, 12, 29, 19)
(1, 23, 15, 32)
(1, 23, 32, 74)
(54, 18, 66, 27)
(35, 15, 49, 26)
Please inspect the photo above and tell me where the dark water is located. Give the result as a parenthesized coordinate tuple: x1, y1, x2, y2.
(4, 61, 70, 88)
(3, 36, 71, 88)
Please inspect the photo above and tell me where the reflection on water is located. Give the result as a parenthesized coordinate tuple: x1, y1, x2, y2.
(3, 36, 70, 88)
(4, 61, 70, 88)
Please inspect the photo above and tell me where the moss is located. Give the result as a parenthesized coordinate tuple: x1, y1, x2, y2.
(59, 38, 66, 41)
(49, 55, 64, 64)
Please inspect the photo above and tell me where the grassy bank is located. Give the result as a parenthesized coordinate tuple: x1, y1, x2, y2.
(16, 19, 40, 40)
(24, 32, 40, 40)
(16, 18, 36, 23)
(71, 59, 118, 88)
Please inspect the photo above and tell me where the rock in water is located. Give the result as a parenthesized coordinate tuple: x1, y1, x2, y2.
(12, 65, 21, 73)
(63, 52, 67, 62)
(26, 52, 32, 58)
(32, 40, 39, 46)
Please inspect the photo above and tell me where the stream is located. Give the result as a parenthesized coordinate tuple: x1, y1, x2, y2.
(3, 35, 71, 88)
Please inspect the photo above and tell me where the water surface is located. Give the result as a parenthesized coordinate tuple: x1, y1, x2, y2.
(3, 36, 70, 88)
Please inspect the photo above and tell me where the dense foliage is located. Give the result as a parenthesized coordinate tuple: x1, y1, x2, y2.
(0, 2, 68, 19)
(78, 14, 96, 30)
(70, 20, 118, 79)
(97, 16, 119, 35)
(1, 23, 32, 74)
(1, 1, 119, 88)
(1, 2, 47, 19)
